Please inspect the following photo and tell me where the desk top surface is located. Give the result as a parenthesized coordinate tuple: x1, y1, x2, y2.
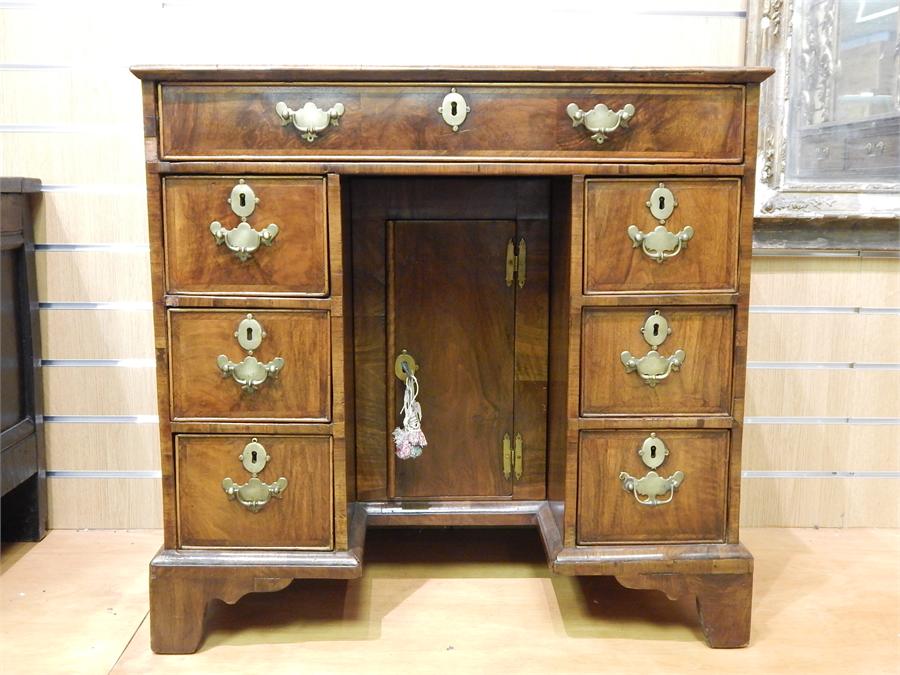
(131, 65, 774, 84)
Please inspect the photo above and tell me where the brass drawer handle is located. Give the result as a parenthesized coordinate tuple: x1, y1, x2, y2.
(217, 354, 285, 393)
(620, 310, 685, 387)
(209, 180, 279, 262)
(566, 102, 635, 145)
(618, 433, 684, 506)
(222, 438, 288, 513)
(619, 470, 684, 506)
(627, 224, 694, 263)
(275, 100, 345, 142)
(216, 314, 285, 393)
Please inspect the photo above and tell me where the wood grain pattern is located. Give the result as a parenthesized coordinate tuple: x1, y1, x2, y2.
(164, 176, 328, 295)
(743, 424, 900, 472)
(350, 177, 553, 501)
(135, 66, 773, 83)
(0, 69, 142, 126)
(39, 309, 154, 359)
(747, 312, 900, 363)
(34, 192, 149, 245)
(36, 250, 151, 302)
(389, 220, 515, 499)
(128, 68, 776, 652)
(580, 306, 734, 416)
(740, 478, 900, 528)
(45, 422, 160, 471)
(726, 82, 759, 543)
(749, 257, 900, 308)
(176, 434, 333, 549)
(47, 477, 162, 529)
(513, 216, 550, 500)
(0, 133, 144, 186)
(161, 160, 748, 177)
(578, 429, 729, 544)
(616, 571, 752, 648)
(159, 84, 744, 162)
(326, 172, 351, 550)
(746, 368, 900, 418)
(583, 178, 740, 293)
(141, 79, 177, 549)
(546, 179, 572, 516)
(42, 366, 156, 416)
(8, 528, 899, 672)
(168, 309, 331, 421)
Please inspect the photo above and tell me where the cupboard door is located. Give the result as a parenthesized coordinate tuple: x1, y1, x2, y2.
(389, 220, 515, 499)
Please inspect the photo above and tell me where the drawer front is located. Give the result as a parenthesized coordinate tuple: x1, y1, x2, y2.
(584, 179, 740, 293)
(581, 307, 733, 416)
(577, 429, 728, 544)
(169, 310, 331, 421)
(177, 434, 333, 549)
(164, 177, 329, 296)
(159, 84, 744, 162)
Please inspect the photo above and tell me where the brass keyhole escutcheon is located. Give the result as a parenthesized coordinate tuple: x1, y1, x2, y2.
(438, 88, 469, 132)
(638, 433, 668, 469)
(647, 183, 677, 223)
(236, 314, 265, 352)
(640, 310, 671, 349)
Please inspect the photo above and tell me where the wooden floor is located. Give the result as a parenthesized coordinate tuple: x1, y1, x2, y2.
(0, 528, 897, 674)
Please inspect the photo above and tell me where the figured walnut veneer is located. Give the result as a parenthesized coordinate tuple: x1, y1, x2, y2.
(133, 65, 772, 654)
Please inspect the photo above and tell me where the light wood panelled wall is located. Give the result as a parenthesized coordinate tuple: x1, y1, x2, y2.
(1, 1, 896, 528)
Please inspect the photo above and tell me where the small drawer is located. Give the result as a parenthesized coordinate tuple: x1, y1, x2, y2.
(577, 429, 728, 544)
(176, 434, 333, 549)
(164, 177, 328, 296)
(580, 306, 733, 416)
(159, 84, 744, 162)
(169, 309, 331, 421)
(583, 179, 740, 293)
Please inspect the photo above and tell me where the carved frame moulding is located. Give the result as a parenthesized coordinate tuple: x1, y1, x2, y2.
(747, 0, 900, 230)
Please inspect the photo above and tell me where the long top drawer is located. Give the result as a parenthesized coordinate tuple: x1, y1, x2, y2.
(158, 83, 745, 162)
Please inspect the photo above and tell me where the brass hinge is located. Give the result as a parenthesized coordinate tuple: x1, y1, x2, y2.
(505, 238, 526, 288)
(514, 432, 523, 480)
(502, 432, 524, 481)
(502, 433, 512, 480)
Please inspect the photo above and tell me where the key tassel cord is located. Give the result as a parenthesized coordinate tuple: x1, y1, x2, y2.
(393, 367, 427, 460)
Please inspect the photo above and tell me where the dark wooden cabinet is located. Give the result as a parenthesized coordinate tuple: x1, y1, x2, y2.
(0, 177, 47, 542)
(133, 66, 772, 653)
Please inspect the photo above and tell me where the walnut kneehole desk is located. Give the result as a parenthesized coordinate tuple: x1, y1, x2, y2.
(132, 65, 772, 654)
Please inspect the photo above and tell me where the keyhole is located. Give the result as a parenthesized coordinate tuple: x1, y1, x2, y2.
(652, 322, 660, 337)
(246, 326, 253, 342)
(450, 100, 458, 116)
(251, 449, 258, 463)
(239, 193, 247, 207)
(658, 195, 665, 210)
(650, 444, 657, 459)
